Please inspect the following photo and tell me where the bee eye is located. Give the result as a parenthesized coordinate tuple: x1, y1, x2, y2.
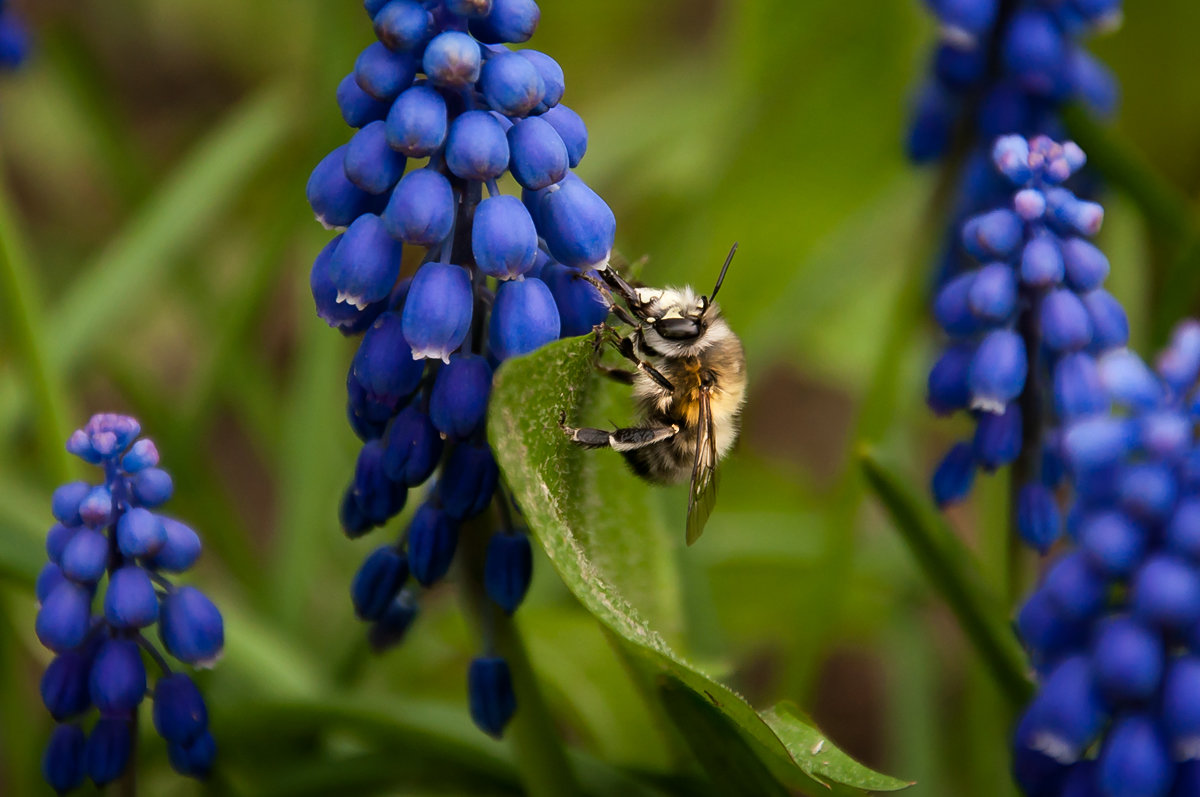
(655, 317, 702, 341)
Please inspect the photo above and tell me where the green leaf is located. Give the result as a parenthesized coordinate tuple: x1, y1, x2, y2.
(489, 336, 911, 794)
(858, 447, 1034, 708)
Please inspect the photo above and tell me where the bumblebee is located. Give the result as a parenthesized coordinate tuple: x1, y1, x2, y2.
(561, 245, 747, 544)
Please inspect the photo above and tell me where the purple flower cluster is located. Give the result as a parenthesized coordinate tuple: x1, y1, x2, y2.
(0, 0, 30, 70)
(929, 135, 1128, 554)
(37, 414, 222, 793)
(908, 0, 1121, 165)
(1013, 325, 1200, 796)
(307, 0, 612, 738)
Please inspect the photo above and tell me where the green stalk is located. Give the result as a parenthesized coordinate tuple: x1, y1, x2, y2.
(0, 162, 74, 483)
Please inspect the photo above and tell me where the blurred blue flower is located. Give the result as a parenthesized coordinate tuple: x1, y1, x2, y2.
(37, 414, 221, 792)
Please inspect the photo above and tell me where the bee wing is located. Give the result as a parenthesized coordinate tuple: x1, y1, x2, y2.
(686, 385, 720, 546)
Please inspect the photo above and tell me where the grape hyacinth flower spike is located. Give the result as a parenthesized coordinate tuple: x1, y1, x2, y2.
(308, 0, 612, 739)
(929, 135, 1127, 553)
(38, 414, 222, 792)
(1012, 323, 1200, 796)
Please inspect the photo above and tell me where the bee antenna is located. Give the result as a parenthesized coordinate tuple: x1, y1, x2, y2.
(709, 242, 738, 303)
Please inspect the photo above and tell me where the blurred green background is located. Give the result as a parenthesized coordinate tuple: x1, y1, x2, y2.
(2, 0, 1199, 794)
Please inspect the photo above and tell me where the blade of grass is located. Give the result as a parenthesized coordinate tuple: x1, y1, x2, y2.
(859, 447, 1034, 708)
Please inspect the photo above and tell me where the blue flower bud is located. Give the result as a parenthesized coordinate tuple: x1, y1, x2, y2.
(1157, 321, 1200, 393)
(1053, 352, 1108, 420)
(439, 443, 499, 520)
(121, 438, 160, 473)
(1020, 234, 1066, 287)
(1012, 712, 1071, 797)
(85, 414, 142, 452)
(932, 273, 980, 337)
(1016, 589, 1088, 675)
(373, 0, 434, 51)
(402, 262, 473, 362)
(60, 528, 109, 584)
(37, 562, 68, 604)
(490, 277, 560, 361)
(1061, 238, 1109, 292)
(469, 0, 540, 44)
(1167, 499, 1200, 561)
(78, 485, 114, 527)
(1078, 511, 1145, 577)
(966, 262, 1016, 322)
(354, 41, 417, 101)
(1003, 10, 1066, 94)
(447, 0, 493, 18)
(86, 716, 134, 787)
(383, 406, 443, 486)
(1133, 555, 1200, 630)
(906, 81, 955, 163)
(1068, 49, 1118, 117)
(468, 656, 517, 737)
(336, 72, 391, 128)
(364, 0, 390, 19)
(541, 263, 609, 337)
(46, 523, 76, 564)
(430, 354, 493, 439)
(1018, 484, 1062, 553)
(968, 329, 1026, 413)
(1096, 715, 1174, 797)
(473, 195, 538, 279)
(973, 402, 1022, 470)
(132, 468, 173, 508)
(445, 110, 510, 181)
(1082, 289, 1129, 351)
(507, 116, 569, 191)
(1046, 188, 1104, 237)
(42, 723, 86, 794)
(385, 85, 447, 157)
(539, 104, 587, 167)
(1044, 552, 1107, 621)
(51, 481, 91, 527)
(353, 440, 407, 525)
(962, 209, 1022, 261)
(368, 591, 419, 652)
(1041, 289, 1093, 352)
(527, 175, 615, 268)
(383, 168, 455, 246)
(41, 650, 93, 721)
(993, 135, 1032, 183)
(146, 517, 202, 573)
(36, 581, 92, 653)
(1140, 411, 1190, 461)
(1162, 657, 1200, 760)
(105, 566, 159, 629)
(407, 502, 459, 585)
(312, 235, 388, 334)
(1062, 416, 1135, 471)
(1091, 616, 1163, 704)
(329, 213, 403, 310)
(1013, 188, 1046, 222)
(351, 545, 409, 621)
(518, 50, 564, 107)
(306, 145, 382, 229)
(932, 442, 976, 507)
(1098, 350, 1164, 412)
(89, 637, 147, 713)
(485, 532, 532, 614)
(159, 586, 225, 667)
(345, 120, 406, 195)
(116, 507, 167, 559)
(1022, 656, 1107, 764)
(933, 42, 985, 90)
(67, 429, 102, 464)
(1119, 463, 1178, 524)
(339, 485, 373, 539)
(935, 0, 998, 42)
(480, 51, 544, 116)
(423, 31, 481, 88)
(153, 673, 209, 745)
(167, 730, 216, 778)
(352, 312, 425, 408)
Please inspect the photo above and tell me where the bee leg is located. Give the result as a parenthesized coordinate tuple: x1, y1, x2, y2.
(594, 364, 636, 385)
(579, 271, 642, 328)
(611, 335, 674, 392)
(560, 416, 679, 451)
